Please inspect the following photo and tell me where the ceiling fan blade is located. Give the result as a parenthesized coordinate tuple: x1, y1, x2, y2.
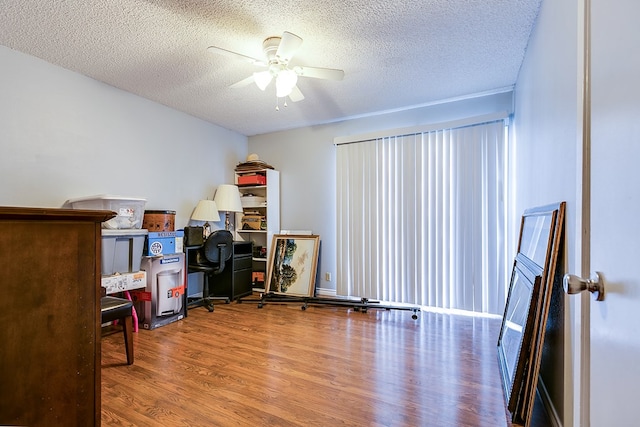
(276, 32, 303, 63)
(229, 75, 256, 89)
(207, 45, 266, 66)
(288, 85, 305, 102)
(293, 65, 345, 81)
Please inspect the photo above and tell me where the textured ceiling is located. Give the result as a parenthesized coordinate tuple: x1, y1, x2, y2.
(0, 0, 541, 136)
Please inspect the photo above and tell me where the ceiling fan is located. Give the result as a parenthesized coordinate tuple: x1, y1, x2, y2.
(207, 31, 344, 106)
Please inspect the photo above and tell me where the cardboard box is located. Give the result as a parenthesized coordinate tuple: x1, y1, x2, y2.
(241, 214, 265, 230)
(145, 230, 184, 256)
(252, 271, 265, 286)
(101, 271, 147, 295)
(142, 210, 176, 231)
(237, 173, 266, 186)
(132, 254, 185, 330)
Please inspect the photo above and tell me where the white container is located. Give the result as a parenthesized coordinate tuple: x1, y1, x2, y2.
(240, 195, 266, 207)
(67, 195, 147, 229)
(101, 229, 148, 275)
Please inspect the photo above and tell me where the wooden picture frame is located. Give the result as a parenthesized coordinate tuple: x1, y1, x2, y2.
(266, 234, 320, 297)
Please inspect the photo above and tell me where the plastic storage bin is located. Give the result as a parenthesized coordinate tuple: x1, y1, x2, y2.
(101, 229, 148, 275)
(67, 195, 147, 229)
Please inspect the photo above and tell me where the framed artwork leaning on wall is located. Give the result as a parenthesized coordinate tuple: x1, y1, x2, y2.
(266, 234, 320, 297)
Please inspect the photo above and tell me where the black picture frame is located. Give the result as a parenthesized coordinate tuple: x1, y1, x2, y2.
(497, 253, 543, 411)
(498, 202, 565, 427)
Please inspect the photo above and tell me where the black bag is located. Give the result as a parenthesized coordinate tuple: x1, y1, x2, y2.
(184, 226, 204, 246)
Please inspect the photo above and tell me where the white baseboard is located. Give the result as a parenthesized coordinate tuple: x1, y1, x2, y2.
(537, 376, 562, 427)
(315, 287, 337, 297)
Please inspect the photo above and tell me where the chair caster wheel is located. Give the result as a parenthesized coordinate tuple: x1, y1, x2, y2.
(301, 305, 306, 311)
(412, 314, 418, 320)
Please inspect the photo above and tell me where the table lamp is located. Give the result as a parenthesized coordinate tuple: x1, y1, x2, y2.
(213, 184, 243, 231)
(191, 199, 220, 238)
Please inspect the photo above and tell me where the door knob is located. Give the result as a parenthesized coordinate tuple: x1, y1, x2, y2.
(563, 272, 605, 301)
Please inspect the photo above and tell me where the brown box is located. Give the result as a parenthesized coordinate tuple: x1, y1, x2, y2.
(238, 173, 266, 186)
(142, 210, 176, 231)
(242, 214, 265, 230)
(252, 271, 265, 284)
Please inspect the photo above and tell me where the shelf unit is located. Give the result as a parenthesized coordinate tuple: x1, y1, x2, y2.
(234, 168, 280, 290)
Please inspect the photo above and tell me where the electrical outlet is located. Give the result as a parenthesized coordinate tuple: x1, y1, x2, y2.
(325, 272, 331, 282)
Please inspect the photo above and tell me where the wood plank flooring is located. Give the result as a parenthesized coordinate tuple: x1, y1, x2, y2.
(101, 300, 530, 426)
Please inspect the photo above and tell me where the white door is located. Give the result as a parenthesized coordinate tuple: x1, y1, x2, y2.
(587, 0, 640, 424)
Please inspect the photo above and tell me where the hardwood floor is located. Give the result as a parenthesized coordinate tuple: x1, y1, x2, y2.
(101, 300, 534, 426)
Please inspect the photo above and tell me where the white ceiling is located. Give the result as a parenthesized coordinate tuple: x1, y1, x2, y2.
(0, 0, 541, 136)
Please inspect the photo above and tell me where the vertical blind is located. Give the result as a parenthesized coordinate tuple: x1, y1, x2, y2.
(336, 120, 508, 314)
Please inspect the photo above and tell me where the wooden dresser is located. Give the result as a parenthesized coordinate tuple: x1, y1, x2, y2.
(0, 207, 115, 426)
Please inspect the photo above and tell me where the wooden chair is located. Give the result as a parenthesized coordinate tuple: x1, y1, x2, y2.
(101, 296, 134, 365)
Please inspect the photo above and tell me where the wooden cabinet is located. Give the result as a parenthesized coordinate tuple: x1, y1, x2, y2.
(0, 207, 115, 427)
(234, 168, 280, 290)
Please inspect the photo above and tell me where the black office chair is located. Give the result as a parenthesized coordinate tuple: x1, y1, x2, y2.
(189, 230, 233, 312)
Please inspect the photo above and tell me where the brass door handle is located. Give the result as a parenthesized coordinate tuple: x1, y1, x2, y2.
(563, 272, 605, 301)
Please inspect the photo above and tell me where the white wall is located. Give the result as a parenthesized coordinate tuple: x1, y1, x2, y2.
(512, 0, 582, 425)
(249, 91, 513, 292)
(0, 46, 247, 229)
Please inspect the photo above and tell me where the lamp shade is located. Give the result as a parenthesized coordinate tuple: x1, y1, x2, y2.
(191, 199, 220, 222)
(213, 184, 243, 212)
(253, 70, 273, 91)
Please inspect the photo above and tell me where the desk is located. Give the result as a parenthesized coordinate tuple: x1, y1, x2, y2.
(212, 241, 253, 300)
(185, 241, 252, 310)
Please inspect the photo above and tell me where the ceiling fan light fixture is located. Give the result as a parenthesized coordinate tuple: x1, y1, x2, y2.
(211, 31, 343, 105)
(275, 69, 298, 98)
(253, 71, 273, 91)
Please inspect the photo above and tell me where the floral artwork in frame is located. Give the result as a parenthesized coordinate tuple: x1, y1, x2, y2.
(266, 234, 320, 297)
